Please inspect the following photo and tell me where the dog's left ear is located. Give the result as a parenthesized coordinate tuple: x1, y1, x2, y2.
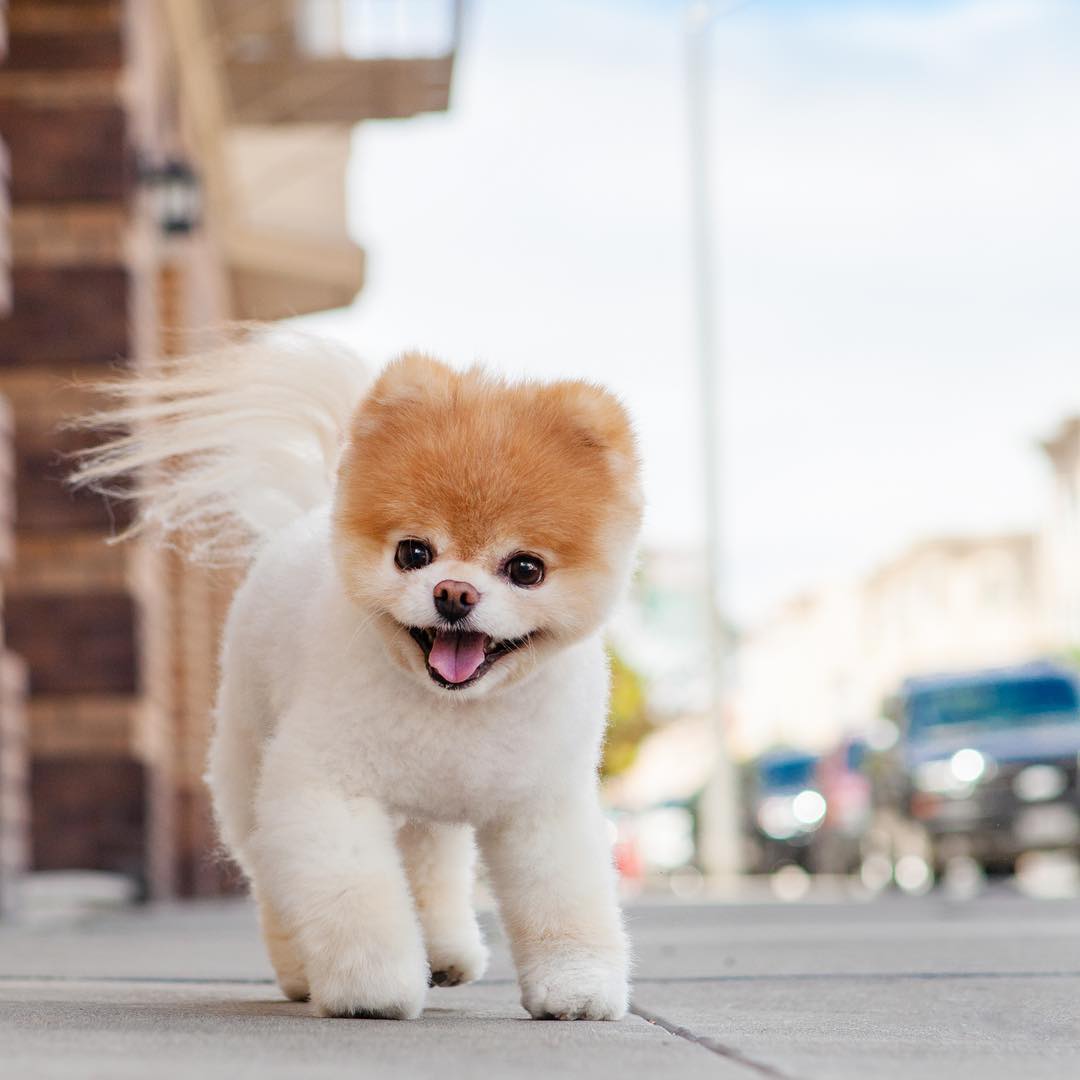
(351, 352, 457, 441)
(368, 352, 456, 409)
(547, 380, 640, 476)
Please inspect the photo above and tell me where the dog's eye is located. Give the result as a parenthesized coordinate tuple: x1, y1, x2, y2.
(506, 554, 545, 587)
(395, 539, 433, 571)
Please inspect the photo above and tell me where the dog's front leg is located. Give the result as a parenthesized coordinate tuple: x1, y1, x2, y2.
(251, 737, 428, 1019)
(399, 820, 489, 987)
(480, 792, 628, 1021)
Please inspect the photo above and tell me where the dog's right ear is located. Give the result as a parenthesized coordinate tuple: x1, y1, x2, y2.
(367, 352, 457, 409)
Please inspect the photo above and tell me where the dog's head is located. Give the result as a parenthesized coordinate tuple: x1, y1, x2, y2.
(332, 354, 643, 698)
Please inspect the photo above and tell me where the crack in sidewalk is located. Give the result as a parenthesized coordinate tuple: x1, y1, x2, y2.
(633, 1004, 803, 1080)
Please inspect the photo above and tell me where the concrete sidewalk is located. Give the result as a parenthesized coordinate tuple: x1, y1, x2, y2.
(1, 890, 1078, 1079)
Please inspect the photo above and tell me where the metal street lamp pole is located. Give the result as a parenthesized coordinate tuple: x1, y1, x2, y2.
(686, 0, 742, 879)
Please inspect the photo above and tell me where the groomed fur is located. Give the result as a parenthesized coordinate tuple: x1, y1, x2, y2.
(69, 329, 370, 562)
(73, 335, 643, 1023)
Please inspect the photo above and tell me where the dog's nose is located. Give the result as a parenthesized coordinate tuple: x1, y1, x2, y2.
(433, 579, 479, 622)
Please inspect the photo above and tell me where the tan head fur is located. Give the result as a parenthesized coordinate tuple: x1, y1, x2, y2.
(332, 354, 643, 696)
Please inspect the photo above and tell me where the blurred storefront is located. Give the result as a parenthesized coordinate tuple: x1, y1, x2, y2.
(0, 0, 461, 907)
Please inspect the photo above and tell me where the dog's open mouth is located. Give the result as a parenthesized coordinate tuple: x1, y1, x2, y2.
(408, 627, 531, 689)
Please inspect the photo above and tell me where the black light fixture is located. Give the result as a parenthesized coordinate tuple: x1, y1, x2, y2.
(141, 158, 202, 236)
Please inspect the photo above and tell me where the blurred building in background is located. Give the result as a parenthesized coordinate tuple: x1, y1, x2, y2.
(0, 0, 460, 908)
(613, 548, 712, 717)
(860, 533, 1046, 708)
(732, 582, 865, 758)
(1040, 416, 1080, 655)
(732, 516, 1063, 758)
(604, 550, 725, 882)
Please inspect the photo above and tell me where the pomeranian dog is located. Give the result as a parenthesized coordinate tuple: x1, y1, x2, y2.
(73, 334, 643, 1021)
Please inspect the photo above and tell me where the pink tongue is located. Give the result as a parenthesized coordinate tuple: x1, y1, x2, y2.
(428, 631, 488, 684)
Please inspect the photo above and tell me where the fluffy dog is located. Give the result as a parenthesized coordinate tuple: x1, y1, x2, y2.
(74, 335, 643, 1021)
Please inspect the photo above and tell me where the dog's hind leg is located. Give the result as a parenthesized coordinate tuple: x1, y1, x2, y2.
(204, 619, 269, 883)
(399, 821, 489, 987)
(256, 890, 310, 1001)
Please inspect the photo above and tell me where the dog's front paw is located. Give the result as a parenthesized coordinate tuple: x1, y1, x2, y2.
(520, 954, 628, 1021)
(427, 932, 489, 987)
(309, 947, 428, 1020)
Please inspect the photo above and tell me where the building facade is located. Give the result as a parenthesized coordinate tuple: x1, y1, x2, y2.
(0, 0, 460, 906)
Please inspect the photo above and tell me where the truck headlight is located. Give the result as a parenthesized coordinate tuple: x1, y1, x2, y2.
(1013, 764, 1068, 803)
(950, 748, 986, 784)
(792, 789, 826, 827)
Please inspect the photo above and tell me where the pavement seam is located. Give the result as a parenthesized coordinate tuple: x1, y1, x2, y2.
(3, 970, 1079, 986)
(0, 974, 280, 985)
(631, 1003, 804, 1080)
(630, 969, 1080, 983)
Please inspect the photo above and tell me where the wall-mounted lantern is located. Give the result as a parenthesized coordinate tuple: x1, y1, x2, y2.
(140, 158, 202, 236)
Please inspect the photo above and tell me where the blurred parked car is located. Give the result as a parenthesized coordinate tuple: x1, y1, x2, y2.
(868, 661, 1080, 879)
(743, 749, 825, 872)
(809, 738, 872, 874)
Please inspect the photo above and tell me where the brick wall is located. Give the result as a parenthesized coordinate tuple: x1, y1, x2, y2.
(0, 1, 30, 919)
(0, 0, 175, 899)
(0, 138, 9, 316)
(0, 390, 30, 916)
(0, 0, 384, 903)
(0, 649, 29, 916)
(0, 0, 8, 318)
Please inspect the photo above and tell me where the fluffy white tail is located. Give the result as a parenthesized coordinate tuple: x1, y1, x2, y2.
(70, 329, 371, 562)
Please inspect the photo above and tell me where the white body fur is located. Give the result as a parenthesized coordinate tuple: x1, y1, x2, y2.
(76, 335, 630, 1021)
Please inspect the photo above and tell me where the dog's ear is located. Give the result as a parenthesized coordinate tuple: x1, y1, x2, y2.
(368, 352, 457, 409)
(545, 380, 641, 506)
(547, 380, 638, 464)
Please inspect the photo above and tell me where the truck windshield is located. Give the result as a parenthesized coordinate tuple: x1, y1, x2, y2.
(908, 676, 1080, 740)
(758, 754, 817, 791)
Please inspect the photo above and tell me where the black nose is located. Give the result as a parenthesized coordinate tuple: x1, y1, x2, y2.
(433, 579, 479, 622)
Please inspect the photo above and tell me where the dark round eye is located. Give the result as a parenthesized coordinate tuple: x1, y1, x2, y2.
(395, 539, 433, 571)
(506, 554, 545, 587)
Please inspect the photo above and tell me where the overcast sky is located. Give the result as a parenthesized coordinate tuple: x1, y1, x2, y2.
(303, 0, 1080, 625)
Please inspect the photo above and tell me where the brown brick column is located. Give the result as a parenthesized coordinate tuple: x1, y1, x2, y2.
(0, 391, 30, 916)
(0, 0, 174, 899)
(0, 4, 31, 919)
(0, 140, 9, 317)
(0, 0, 9, 318)
(155, 264, 241, 897)
(0, 650, 29, 916)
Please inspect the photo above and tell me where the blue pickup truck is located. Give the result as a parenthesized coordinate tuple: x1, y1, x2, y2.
(874, 662, 1080, 876)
